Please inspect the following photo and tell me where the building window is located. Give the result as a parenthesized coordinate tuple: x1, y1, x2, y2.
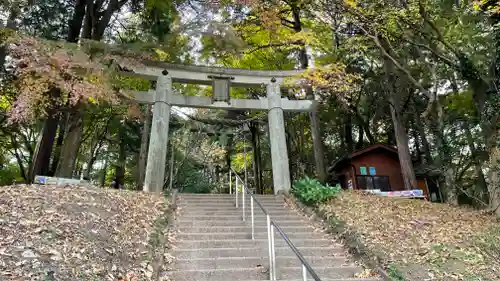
(356, 175, 391, 191)
(360, 166, 367, 175)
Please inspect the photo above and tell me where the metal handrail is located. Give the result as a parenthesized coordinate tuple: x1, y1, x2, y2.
(230, 168, 322, 281)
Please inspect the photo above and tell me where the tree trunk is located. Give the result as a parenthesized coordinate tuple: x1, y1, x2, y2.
(83, 154, 95, 180)
(411, 124, 422, 161)
(308, 90, 326, 181)
(10, 135, 27, 181)
(115, 131, 127, 187)
(67, 0, 87, 42)
(75, 159, 84, 178)
(256, 122, 264, 193)
(285, 113, 297, 179)
(100, 152, 108, 187)
(50, 113, 69, 176)
(386, 122, 396, 146)
(29, 115, 59, 182)
(289, 4, 326, 182)
(56, 0, 126, 181)
(285, 130, 294, 188)
(389, 104, 417, 190)
(355, 113, 375, 144)
(414, 109, 432, 164)
(92, 0, 123, 40)
(487, 11, 500, 215)
(463, 120, 489, 203)
(488, 126, 500, 214)
(444, 167, 458, 205)
(30, 0, 89, 180)
(355, 124, 364, 149)
(6, 3, 58, 184)
(137, 104, 152, 189)
(250, 122, 263, 194)
(344, 115, 354, 153)
(55, 108, 84, 178)
(29, 88, 62, 182)
(83, 138, 103, 180)
(383, 55, 417, 190)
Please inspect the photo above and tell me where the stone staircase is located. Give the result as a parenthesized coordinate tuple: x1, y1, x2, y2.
(169, 194, 379, 281)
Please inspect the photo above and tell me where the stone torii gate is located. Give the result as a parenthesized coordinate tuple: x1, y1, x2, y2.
(124, 62, 315, 194)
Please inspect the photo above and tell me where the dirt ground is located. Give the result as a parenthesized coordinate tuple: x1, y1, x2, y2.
(318, 191, 500, 281)
(0, 184, 168, 281)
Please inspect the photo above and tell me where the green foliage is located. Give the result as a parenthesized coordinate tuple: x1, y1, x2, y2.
(292, 176, 340, 206)
(386, 265, 407, 281)
(181, 181, 215, 194)
(20, 0, 73, 40)
(0, 163, 23, 185)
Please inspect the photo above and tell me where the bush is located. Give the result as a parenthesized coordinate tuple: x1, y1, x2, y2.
(292, 176, 340, 206)
(0, 164, 24, 186)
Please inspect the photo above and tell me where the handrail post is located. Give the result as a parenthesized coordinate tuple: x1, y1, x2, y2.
(242, 182, 246, 221)
(267, 214, 273, 280)
(251, 196, 254, 240)
(229, 170, 232, 194)
(302, 264, 307, 281)
(235, 176, 239, 208)
(270, 224, 276, 280)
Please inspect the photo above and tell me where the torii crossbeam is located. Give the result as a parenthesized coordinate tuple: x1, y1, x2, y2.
(123, 62, 315, 194)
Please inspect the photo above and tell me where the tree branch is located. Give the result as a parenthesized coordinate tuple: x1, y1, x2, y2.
(245, 41, 302, 54)
(354, 23, 433, 101)
(404, 37, 458, 68)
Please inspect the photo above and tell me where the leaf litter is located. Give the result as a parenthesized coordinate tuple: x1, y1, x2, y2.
(318, 191, 500, 281)
(0, 184, 169, 281)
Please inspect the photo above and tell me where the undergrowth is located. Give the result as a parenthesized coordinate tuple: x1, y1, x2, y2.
(292, 176, 340, 206)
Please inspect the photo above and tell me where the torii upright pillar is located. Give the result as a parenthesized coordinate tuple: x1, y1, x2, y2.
(267, 80, 291, 193)
(144, 71, 172, 193)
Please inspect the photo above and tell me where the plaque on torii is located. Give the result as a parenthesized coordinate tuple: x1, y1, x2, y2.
(122, 62, 315, 194)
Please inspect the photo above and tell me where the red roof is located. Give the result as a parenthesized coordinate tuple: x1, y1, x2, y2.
(328, 144, 398, 172)
(349, 144, 398, 159)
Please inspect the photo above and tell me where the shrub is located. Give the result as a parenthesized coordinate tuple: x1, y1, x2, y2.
(292, 176, 340, 206)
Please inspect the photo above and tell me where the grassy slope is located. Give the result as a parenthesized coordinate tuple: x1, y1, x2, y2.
(0, 185, 168, 281)
(319, 191, 500, 281)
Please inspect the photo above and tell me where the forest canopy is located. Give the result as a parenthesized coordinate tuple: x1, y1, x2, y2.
(0, 0, 499, 214)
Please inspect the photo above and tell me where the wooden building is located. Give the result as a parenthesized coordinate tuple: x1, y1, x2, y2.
(328, 144, 442, 202)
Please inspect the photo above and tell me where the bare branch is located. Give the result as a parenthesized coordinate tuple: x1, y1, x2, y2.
(354, 23, 433, 99)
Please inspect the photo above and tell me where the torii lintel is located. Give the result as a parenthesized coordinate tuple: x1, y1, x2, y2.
(121, 61, 304, 87)
(127, 90, 316, 112)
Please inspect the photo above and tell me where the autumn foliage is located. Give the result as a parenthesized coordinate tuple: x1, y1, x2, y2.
(2, 31, 154, 124)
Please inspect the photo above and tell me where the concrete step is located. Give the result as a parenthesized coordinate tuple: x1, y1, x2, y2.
(179, 210, 297, 216)
(169, 266, 362, 281)
(176, 219, 318, 229)
(236, 278, 381, 281)
(209, 276, 381, 281)
(278, 266, 362, 280)
(176, 231, 327, 240)
(175, 226, 313, 233)
(174, 239, 339, 249)
(177, 195, 283, 201)
(177, 199, 286, 206)
(177, 203, 288, 209)
(178, 214, 303, 221)
(178, 193, 278, 197)
(175, 219, 308, 227)
(174, 256, 352, 270)
(172, 246, 344, 259)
